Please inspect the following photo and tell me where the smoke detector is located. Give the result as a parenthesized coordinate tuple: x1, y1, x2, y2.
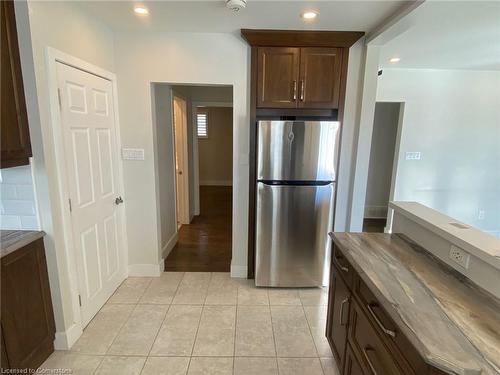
(226, 0, 247, 12)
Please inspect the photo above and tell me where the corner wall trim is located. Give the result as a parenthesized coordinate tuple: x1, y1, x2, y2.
(230, 264, 247, 278)
(54, 323, 83, 350)
(128, 263, 162, 277)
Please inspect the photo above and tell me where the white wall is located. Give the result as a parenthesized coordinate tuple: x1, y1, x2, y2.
(152, 84, 178, 259)
(198, 107, 233, 185)
(0, 165, 39, 230)
(113, 32, 249, 273)
(364, 102, 400, 218)
(378, 69, 500, 237)
(18, 0, 115, 347)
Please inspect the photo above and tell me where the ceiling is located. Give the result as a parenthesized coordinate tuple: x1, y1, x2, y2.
(76, 0, 411, 34)
(379, 1, 500, 71)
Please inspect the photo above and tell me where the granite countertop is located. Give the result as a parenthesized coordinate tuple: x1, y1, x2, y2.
(0, 230, 46, 258)
(331, 232, 500, 375)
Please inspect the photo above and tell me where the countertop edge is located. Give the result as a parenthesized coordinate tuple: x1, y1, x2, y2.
(1, 230, 46, 259)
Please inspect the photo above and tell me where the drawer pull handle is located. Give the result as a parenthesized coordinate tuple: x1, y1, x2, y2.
(339, 298, 349, 326)
(367, 303, 396, 338)
(363, 347, 381, 375)
(300, 80, 305, 101)
(334, 255, 349, 273)
(292, 80, 297, 100)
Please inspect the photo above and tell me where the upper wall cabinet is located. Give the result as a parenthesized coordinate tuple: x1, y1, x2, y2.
(1, 0, 32, 169)
(257, 47, 342, 109)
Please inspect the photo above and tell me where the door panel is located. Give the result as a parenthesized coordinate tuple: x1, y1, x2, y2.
(326, 265, 350, 370)
(255, 182, 334, 287)
(257, 47, 299, 108)
(299, 48, 342, 109)
(57, 62, 125, 327)
(257, 121, 340, 181)
(345, 345, 367, 375)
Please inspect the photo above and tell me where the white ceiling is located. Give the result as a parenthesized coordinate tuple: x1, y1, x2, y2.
(76, 0, 411, 34)
(379, 1, 500, 71)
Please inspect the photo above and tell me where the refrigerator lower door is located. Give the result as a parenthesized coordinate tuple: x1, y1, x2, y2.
(255, 182, 335, 287)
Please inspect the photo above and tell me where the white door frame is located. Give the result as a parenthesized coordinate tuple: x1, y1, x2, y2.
(172, 94, 190, 225)
(45, 47, 128, 346)
(191, 101, 233, 216)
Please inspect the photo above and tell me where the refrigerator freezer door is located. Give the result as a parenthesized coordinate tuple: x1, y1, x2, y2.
(257, 121, 340, 181)
(255, 182, 335, 287)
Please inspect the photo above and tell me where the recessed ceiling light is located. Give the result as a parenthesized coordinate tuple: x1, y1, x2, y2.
(390, 57, 401, 63)
(134, 6, 149, 15)
(301, 10, 319, 20)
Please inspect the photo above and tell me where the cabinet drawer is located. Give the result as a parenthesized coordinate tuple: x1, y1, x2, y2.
(349, 299, 405, 375)
(332, 244, 353, 288)
(354, 278, 426, 375)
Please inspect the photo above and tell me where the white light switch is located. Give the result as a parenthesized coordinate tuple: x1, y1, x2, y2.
(405, 151, 421, 160)
(122, 148, 145, 161)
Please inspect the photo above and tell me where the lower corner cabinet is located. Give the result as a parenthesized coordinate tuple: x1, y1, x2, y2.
(1, 237, 56, 371)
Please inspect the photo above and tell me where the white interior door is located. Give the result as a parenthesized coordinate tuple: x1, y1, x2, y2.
(56, 62, 126, 327)
(173, 96, 189, 226)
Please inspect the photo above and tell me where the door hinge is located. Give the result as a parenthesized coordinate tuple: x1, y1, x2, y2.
(57, 88, 62, 108)
(78, 295, 82, 307)
(68, 198, 72, 212)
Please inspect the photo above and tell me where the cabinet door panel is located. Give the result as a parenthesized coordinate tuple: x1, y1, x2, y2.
(344, 345, 367, 375)
(1, 239, 55, 370)
(0, 0, 32, 168)
(326, 264, 350, 370)
(257, 47, 299, 108)
(299, 47, 342, 109)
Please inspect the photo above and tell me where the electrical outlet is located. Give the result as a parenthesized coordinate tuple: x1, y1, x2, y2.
(449, 245, 470, 269)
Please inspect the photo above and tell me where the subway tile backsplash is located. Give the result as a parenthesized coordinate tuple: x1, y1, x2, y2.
(0, 165, 39, 230)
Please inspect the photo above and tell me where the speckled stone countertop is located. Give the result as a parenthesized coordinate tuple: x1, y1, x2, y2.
(331, 232, 500, 375)
(0, 230, 45, 258)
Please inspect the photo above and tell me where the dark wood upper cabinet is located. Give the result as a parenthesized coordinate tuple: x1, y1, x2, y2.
(1, 0, 32, 169)
(299, 47, 342, 109)
(256, 47, 342, 109)
(257, 47, 299, 108)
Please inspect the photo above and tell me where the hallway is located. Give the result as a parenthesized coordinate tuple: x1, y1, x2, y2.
(164, 186, 232, 272)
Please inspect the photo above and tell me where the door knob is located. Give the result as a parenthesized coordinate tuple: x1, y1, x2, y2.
(115, 196, 124, 205)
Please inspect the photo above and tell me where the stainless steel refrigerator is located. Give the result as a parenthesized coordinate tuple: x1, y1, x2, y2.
(255, 120, 340, 287)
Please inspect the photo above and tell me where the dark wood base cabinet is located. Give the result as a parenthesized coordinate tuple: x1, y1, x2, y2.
(1, 238, 55, 371)
(326, 242, 447, 375)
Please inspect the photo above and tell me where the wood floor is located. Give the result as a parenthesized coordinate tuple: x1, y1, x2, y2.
(164, 186, 232, 272)
(363, 218, 387, 233)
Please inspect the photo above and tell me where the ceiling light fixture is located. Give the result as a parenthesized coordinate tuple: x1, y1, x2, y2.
(389, 57, 401, 63)
(134, 5, 149, 15)
(301, 10, 319, 20)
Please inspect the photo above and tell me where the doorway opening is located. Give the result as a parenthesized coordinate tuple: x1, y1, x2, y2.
(153, 84, 233, 272)
(363, 102, 404, 233)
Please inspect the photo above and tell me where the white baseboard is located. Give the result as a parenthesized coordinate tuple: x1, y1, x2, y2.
(54, 322, 83, 350)
(128, 263, 162, 277)
(200, 180, 232, 186)
(230, 264, 247, 278)
(162, 232, 178, 260)
(364, 205, 388, 219)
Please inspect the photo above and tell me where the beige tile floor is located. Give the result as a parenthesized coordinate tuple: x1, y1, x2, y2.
(39, 272, 341, 375)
